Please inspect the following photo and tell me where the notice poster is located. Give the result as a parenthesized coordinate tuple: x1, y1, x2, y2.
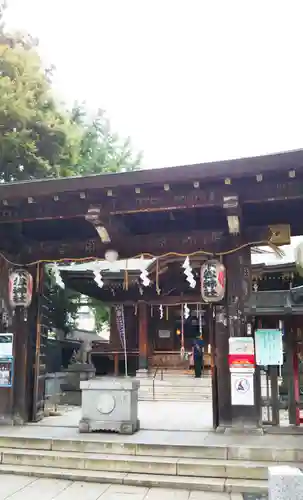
(228, 337, 255, 371)
(231, 372, 254, 406)
(0, 334, 13, 357)
(255, 329, 283, 366)
(0, 358, 13, 387)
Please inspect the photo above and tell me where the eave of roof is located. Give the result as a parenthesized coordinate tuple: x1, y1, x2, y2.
(0, 149, 302, 201)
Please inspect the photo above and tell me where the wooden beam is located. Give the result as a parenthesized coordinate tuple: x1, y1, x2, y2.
(20, 225, 272, 263)
(104, 295, 202, 306)
(0, 176, 302, 223)
(21, 229, 223, 262)
(0, 150, 301, 203)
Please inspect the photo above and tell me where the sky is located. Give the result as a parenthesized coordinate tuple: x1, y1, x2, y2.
(4, 0, 303, 168)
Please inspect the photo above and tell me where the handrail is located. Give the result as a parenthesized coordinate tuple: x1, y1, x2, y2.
(152, 365, 164, 400)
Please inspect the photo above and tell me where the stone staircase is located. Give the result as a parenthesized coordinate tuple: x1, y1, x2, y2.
(138, 373, 212, 402)
(0, 434, 297, 494)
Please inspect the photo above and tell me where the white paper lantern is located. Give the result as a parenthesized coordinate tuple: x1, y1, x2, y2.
(9, 269, 33, 308)
(295, 242, 303, 277)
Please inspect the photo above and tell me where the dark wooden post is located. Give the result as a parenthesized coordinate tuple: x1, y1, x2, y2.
(0, 256, 35, 425)
(0, 257, 15, 424)
(225, 246, 260, 428)
(114, 353, 119, 376)
(138, 302, 148, 371)
(13, 307, 31, 424)
(109, 306, 121, 350)
(215, 304, 232, 428)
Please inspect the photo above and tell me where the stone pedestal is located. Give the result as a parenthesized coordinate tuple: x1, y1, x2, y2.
(268, 466, 303, 499)
(79, 377, 140, 434)
(61, 363, 96, 406)
(136, 369, 150, 378)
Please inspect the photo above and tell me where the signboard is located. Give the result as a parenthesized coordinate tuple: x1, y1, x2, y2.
(229, 337, 255, 371)
(0, 334, 13, 358)
(231, 372, 254, 406)
(255, 329, 283, 366)
(158, 330, 171, 339)
(0, 358, 13, 387)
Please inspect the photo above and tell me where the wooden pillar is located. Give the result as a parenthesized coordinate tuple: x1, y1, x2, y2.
(13, 307, 30, 424)
(0, 258, 15, 424)
(138, 302, 148, 370)
(114, 353, 119, 376)
(0, 256, 35, 425)
(215, 304, 232, 427)
(110, 307, 121, 350)
(225, 246, 260, 428)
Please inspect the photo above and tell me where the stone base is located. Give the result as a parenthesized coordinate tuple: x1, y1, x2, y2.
(268, 466, 303, 499)
(79, 417, 140, 435)
(79, 377, 140, 435)
(136, 369, 150, 378)
(62, 364, 96, 405)
(61, 390, 81, 406)
(218, 425, 264, 436)
(0, 415, 15, 426)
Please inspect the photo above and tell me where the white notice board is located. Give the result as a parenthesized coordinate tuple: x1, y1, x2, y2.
(254, 329, 283, 366)
(231, 372, 254, 406)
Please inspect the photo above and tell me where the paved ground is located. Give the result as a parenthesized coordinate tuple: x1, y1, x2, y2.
(0, 416, 303, 449)
(37, 401, 213, 431)
(0, 474, 243, 499)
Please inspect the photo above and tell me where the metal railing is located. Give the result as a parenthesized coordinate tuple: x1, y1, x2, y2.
(152, 365, 164, 400)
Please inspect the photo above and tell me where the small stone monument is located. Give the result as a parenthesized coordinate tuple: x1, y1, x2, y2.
(79, 377, 140, 434)
(268, 465, 303, 499)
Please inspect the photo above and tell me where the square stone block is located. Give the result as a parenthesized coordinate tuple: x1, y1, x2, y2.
(268, 465, 303, 499)
(79, 377, 140, 435)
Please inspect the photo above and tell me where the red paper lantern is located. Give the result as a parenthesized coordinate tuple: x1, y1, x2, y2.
(8, 269, 33, 308)
(201, 260, 226, 303)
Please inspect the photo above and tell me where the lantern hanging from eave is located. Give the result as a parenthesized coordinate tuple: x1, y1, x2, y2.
(201, 260, 226, 303)
(8, 269, 33, 308)
(295, 242, 303, 278)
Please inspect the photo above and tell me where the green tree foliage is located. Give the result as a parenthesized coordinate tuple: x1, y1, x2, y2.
(89, 298, 110, 333)
(44, 267, 81, 335)
(0, 7, 81, 182)
(0, 3, 141, 183)
(71, 106, 141, 175)
(0, 3, 141, 332)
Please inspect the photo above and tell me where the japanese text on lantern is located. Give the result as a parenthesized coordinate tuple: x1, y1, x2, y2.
(8, 269, 33, 308)
(200, 260, 226, 303)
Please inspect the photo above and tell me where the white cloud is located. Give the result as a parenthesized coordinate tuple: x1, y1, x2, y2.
(5, 0, 303, 168)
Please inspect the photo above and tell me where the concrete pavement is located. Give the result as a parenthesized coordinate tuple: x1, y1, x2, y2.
(0, 474, 244, 499)
(31, 400, 214, 431)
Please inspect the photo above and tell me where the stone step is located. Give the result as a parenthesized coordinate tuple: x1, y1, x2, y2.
(139, 396, 212, 402)
(140, 377, 211, 387)
(1, 436, 303, 463)
(139, 392, 212, 397)
(139, 390, 211, 396)
(0, 463, 268, 493)
(0, 447, 297, 482)
(139, 386, 212, 391)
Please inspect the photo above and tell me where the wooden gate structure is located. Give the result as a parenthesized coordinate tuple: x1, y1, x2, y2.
(0, 149, 303, 427)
